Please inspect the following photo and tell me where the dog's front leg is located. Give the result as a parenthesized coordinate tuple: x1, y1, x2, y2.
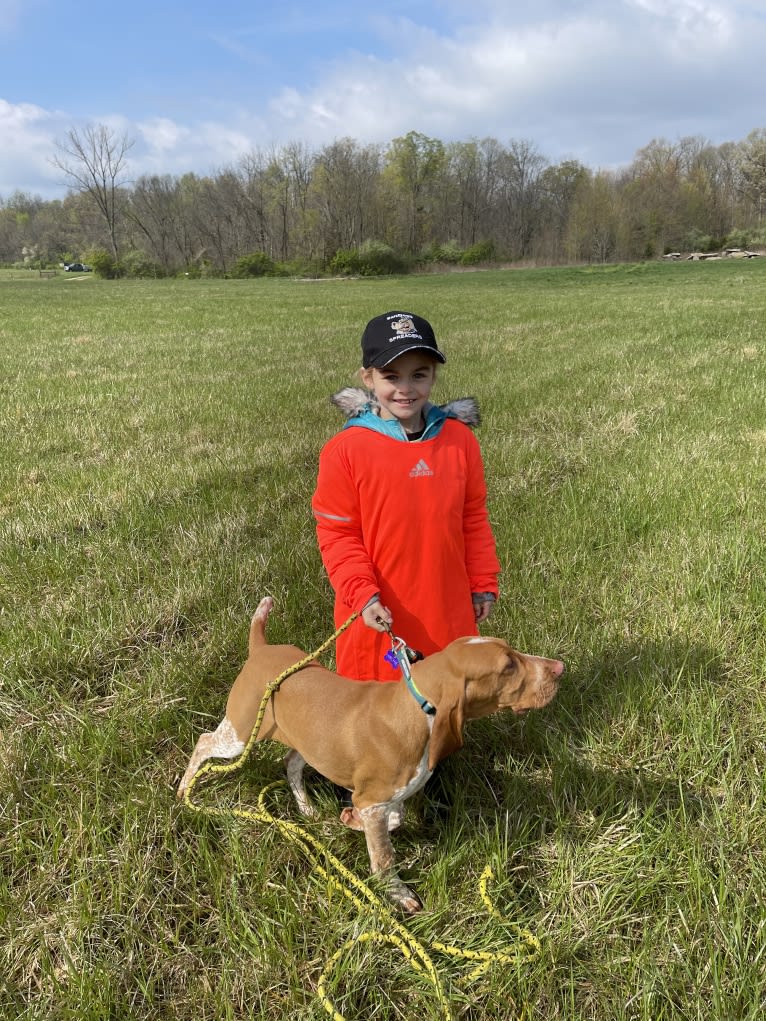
(359, 804, 422, 914)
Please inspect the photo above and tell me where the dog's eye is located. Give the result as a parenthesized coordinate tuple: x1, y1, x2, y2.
(503, 657, 518, 674)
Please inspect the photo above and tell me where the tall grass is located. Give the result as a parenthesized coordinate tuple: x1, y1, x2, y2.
(2, 262, 766, 1019)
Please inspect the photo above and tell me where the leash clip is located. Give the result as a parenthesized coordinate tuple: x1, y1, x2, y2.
(379, 619, 423, 670)
(378, 621, 435, 716)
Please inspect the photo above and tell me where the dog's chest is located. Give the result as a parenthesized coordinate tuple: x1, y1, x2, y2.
(392, 721, 434, 803)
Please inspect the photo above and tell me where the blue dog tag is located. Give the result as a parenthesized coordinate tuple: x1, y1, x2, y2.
(384, 649, 400, 670)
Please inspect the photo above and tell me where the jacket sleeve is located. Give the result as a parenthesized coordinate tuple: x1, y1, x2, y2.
(312, 438, 380, 612)
(462, 433, 501, 596)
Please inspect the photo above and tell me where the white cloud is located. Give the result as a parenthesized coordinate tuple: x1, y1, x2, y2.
(138, 117, 190, 153)
(1, 97, 47, 132)
(3, 1, 766, 198)
(0, 98, 67, 195)
(132, 114, 265, 179)
(270, 14, 619, 149)
(260, 1, 766, 164)
(627, 0, 734, 51)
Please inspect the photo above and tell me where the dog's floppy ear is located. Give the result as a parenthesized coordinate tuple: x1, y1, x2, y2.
(428, 682, 466, 769)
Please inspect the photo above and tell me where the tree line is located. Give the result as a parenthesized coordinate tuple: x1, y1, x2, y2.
(3, 125, 766, 277)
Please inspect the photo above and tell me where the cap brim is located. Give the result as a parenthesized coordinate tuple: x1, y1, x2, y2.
(370, 344, 447, 368)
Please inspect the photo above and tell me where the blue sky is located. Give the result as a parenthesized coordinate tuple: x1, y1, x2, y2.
(2, 0, 766, 198)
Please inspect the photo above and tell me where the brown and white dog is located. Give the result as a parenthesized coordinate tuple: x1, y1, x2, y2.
(178, 596, 564, 913)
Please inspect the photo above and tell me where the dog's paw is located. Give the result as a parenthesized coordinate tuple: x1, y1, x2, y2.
(389, 882, 423, 915)
(176, 770, 194, 799)
(339, 806, 365, 831)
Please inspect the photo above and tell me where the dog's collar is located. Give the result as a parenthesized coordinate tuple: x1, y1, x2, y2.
(404, 670, 437, 716)
(385, 635, 437, 716)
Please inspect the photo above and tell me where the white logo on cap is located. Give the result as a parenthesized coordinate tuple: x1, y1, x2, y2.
(391, 316, 415, 334)
(389, 316, 421, 342)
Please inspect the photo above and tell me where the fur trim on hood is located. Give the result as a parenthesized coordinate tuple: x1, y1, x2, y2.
(330, 387, 480, 427)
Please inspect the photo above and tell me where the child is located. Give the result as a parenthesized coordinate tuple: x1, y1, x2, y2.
(312, 310, 500, 681)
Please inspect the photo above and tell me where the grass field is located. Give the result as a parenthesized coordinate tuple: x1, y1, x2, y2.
(2, 261, 766, 1020)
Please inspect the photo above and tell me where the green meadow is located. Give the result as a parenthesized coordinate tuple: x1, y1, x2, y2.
(2, 261, 766, 1019)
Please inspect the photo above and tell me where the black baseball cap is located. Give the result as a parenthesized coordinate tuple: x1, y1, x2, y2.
(361, 311, 446, 369)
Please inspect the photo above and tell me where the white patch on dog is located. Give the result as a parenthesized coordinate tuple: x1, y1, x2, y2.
(466, 637, 494, 644)
(392, 719, 435, 803)
(214, 717, 245, 754)
(284, 749, 317, 818)
(391, 747, 433, 803)
(356, 722, 435, 833)
(254, 596, 273, 621)
(177, 717, 245, 797)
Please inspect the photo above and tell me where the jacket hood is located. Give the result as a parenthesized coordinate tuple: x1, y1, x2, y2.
(330, 387, 480, 428)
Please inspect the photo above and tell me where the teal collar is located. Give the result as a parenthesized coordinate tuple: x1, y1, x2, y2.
(405, 669, 437, 716)
(388, 639, 436, 716)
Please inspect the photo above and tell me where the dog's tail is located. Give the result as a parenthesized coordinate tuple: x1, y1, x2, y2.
(249, 596, 274, 654)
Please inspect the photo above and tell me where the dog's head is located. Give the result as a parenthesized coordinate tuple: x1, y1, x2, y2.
(419, 637, 564, 768)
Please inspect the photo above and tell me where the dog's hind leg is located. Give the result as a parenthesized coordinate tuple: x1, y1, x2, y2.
(177, 718, 245, 798)
(284, 748, 318, 818)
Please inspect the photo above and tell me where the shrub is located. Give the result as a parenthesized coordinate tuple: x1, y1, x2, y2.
(120, 250, 166, 278)
(357, 240, 408, 275)
(460, 239, 495, 265)
(329, 248, 361, 276)
(270, 261, 296, 278)
(329, 241, 408, 276)
(683, 229, 723, 253)
(85, 249, 120, 278)
(425, 240, 464, 264)
(725, 228, 752, 250)
(232, 252, 276, 278)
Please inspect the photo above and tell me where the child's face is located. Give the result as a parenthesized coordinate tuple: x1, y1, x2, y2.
(361, 351, 437, 432)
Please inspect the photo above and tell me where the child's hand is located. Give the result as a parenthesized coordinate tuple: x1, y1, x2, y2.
(473, 598, 495, 623)
(362, 600, 393, 631)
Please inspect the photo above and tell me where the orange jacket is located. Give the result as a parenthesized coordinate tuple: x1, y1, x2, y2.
(312, 391, 500, 681)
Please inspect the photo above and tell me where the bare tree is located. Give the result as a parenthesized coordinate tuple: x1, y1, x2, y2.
(311, 138, 383, 257)
(738, 129, 766, 229)
(126, 174, 187, 274)
(445, 139, 484, 247)
(52, 123, 134, 260)
(496, 139, 547, 259)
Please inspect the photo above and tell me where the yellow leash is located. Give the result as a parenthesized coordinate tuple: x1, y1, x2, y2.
(181, 613, 541, 1020)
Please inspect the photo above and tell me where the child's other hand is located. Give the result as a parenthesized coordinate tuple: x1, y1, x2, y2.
(362, 600, 393, 631)
(473, 598, 495, 623)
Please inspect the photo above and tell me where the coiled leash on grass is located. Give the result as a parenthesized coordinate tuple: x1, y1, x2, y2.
(181, 613, 541, 1020)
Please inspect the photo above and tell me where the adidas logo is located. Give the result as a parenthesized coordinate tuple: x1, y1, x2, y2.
(409, 458, 434, 478)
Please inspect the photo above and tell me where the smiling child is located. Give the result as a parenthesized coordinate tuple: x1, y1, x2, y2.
(312, 311, 500, 681)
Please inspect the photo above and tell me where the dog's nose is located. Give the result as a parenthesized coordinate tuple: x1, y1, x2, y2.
(551, 660, 565, 678)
